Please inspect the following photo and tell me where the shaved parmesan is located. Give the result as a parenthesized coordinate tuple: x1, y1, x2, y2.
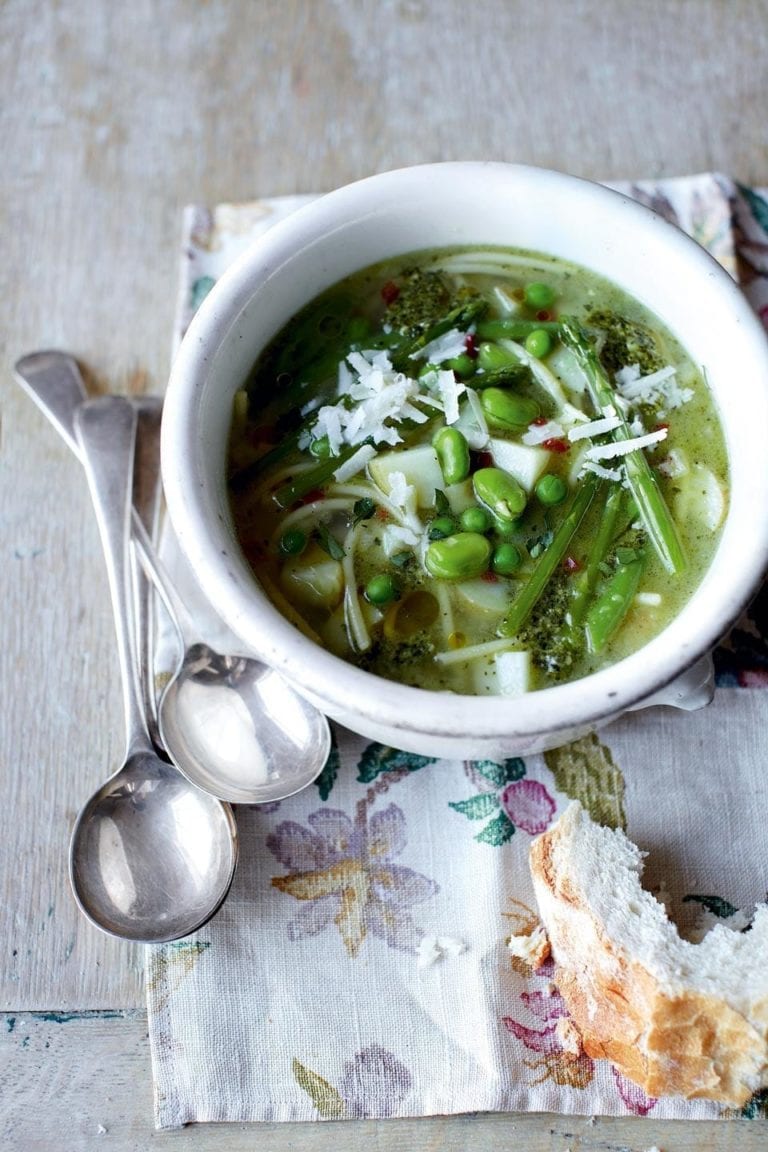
(615, 363, 694, 410)
(409, 327, 468, 364)
(454, 387, 490, 450)
(381, 524, 420, 557)
(580, 460, 623, 482)
(567, 414, 621, 441)
(584, 427, 668, 461)
(522, 420, 565, 446)
(333, 443, 377, 483)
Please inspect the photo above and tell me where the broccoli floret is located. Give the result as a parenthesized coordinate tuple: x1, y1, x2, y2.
(384, 269, 456, 337)
(586, 307, 664, 377)
(518, 573, 581, 680)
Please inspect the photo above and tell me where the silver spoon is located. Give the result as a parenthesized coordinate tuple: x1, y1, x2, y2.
(15, 351, 333, 805)
(14, 350, 163, 745)
(132, 519, 332, 804)
(72, 396, 238, 941)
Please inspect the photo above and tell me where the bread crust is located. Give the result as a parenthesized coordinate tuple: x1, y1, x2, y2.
(530, 806, 768, 1106)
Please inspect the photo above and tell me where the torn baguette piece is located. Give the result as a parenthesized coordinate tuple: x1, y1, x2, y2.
(529, 802, 768, 1105)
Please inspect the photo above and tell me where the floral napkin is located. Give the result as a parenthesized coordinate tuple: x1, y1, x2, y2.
(146, 174, 768, 1128)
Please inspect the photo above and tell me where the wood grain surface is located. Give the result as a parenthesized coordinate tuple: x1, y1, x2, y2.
(1, 0, 767, 1147)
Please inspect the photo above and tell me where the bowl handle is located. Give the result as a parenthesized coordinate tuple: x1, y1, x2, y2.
(627, 653, 715, 714)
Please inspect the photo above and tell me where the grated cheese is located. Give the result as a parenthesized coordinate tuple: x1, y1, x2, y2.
(333, 443, 377, 483)
(567, 413, 621, 441)
(635, 591, 662, 607)
(522, 419, 565, 446)
(615, 363, 693, 410)
(580, 461, 623, 482)
(409, 327, 468, 364)
(584, 427, 668, 461)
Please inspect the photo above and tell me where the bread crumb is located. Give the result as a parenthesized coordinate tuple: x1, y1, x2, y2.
(555, 1015, 582, 1055)
(417, 934, 467, 968)
(507, 924, 550, 967)
(97, 1125, 108, 1135)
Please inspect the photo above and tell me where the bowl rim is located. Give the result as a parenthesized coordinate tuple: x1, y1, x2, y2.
(162, 161, 768, 743)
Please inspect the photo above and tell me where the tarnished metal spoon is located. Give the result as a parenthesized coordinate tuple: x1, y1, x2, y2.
(16, 374, 238, 941)
(15, 351, 332, 806)
(132, 517, 332, 804)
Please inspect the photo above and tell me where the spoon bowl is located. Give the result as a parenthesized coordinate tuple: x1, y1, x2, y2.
(70, 750, 238, 942)
(133, 523, 332, 805)
(70, 394, 238, 941)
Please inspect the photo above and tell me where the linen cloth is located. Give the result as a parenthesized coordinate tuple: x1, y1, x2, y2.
(147, 174, 768, 1128)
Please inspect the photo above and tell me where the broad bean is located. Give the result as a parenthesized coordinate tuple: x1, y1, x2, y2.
(425, 532, 492, 581)
(480, 387, 540, 430)
(473, 467, 527, 523)
(433, 426, 470, 485)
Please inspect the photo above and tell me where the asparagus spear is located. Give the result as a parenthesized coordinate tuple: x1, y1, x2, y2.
(568, 483, 626, 627)
(559, 318, 686, 576)
(272, 438, 375, 509)
(585, 553, 646, 652)
(498, 472, 602, 638)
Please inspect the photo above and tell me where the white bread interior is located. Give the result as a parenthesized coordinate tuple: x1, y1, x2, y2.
(529, 801, 768, 1105)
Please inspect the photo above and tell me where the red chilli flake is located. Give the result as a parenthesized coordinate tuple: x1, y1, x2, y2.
(543, 437, 570, 454)
(375, 506, 390, 521)
(563, 555, 581, 573)
(381, 280, 400, 305)
(299, 488, 325, 506)
(464, 332, 479, 359)
(536, 309, 552, 322)
(481, 570, 499, 583)
(655, 422, 670, 432)
(476, 450, 494, 469)
(532, 416, 548, 426)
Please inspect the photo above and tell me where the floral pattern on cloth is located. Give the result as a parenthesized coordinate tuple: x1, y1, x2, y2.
(146, 175, 768, 1130)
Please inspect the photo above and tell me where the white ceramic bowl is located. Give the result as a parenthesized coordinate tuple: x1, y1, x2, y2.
(162, 162, 768, 759)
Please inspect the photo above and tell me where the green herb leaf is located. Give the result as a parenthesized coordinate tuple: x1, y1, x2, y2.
(434, 488, 450, 516)
(352, 497, 376, 524)
(313, 524, 346, 560)
(390, 550, 415, 569)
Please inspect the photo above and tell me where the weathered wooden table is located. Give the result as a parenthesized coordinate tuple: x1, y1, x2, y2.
(2, 2, 767, 1148)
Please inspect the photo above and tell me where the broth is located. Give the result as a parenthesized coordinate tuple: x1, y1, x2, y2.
(227, 248, 728, 696)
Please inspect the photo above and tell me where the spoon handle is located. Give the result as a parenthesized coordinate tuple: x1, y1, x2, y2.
(75, 397, 152, 757)
(14, 349, 88, 454)
(14, 351, 165, 747)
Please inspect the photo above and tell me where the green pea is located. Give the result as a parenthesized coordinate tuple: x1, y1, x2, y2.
(346, 315, 370, 343)
(492, 542, 523, 575)
(535, 474, 568, 506)
(365, 573, 399, 605)
(433, 426, 470, 485)
(524, 328, 552, 359)
(445, 353, 475, 377)
(476, 341, 518, 372)
(428, 515, 457, 540)
(524, 282, 556, 310)
(419, 361, 440, 378)
(480, 387, 540, 430)
(279, 528, 307, 555)
(425, 532, 492, 581)
(473, 467, 528, 523)
(460, 506, 491, 534)
(309, 435, 332, 459)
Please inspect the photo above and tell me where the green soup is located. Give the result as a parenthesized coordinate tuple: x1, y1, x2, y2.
(227, 248, 728, 696)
